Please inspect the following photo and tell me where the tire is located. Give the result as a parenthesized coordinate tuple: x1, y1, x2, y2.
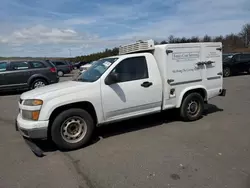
(51, 108, 94, 151)
(180, 92, 204, 121)
(223, 67, 231, 77)
(57, 70, 64, 77)
(31, 79, 47, 89)
(248, 67, 250, 74)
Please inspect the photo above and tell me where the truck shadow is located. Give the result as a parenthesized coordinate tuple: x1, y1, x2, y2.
(97, 104, 223, 139)
(33, 103, 223, 155)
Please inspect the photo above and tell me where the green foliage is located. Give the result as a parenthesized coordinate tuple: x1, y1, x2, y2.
(69, 48, 119, 62)
(69, 24, 250, 62)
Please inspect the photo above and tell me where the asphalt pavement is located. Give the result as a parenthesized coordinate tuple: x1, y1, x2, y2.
(0, 72, 250, 188)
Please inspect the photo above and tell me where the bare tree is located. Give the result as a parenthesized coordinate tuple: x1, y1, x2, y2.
(239, 23, 250, 47)
(202, 35, 212, 42)
(160, 40, 168, 44)
(168, 35, 175, 43)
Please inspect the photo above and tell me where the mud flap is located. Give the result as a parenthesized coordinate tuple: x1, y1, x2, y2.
(24, 138, 46, 158)
(219, 89, 226, 97)
(15, 118, 45, 157)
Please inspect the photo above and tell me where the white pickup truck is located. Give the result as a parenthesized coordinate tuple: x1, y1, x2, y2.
(16, 40, 226, 150)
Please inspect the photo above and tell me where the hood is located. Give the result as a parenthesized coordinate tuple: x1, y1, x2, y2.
(20, 81, 91, 100)
(81, 64, 92, 68)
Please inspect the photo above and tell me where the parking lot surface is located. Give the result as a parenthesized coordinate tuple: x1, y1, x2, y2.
(0, 73, 250, 188)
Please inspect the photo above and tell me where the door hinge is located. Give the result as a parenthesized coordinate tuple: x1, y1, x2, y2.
(217, 72, 223, 76)
(167, 79, 174, 84)
(166, 50, 173, 55)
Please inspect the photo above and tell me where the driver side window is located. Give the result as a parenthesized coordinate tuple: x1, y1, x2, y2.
(233, 55, 240, 62)
(112, 56, 149, 83)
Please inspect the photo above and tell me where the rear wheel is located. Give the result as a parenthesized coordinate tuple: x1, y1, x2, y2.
(180, 92, 204, 121)
(223, 67, 231, 77)
(31, 79, 47, 89)
(57, 70, 64, 77)
(51, 108, 94, 151)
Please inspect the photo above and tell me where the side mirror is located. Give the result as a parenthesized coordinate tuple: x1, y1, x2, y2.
(105, 72, 120, 85)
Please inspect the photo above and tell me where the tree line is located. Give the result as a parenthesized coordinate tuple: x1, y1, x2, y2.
(68, 23, 250, 63)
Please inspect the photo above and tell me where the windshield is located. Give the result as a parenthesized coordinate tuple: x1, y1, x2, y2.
(223, 55, 233, 61)
(76, 57, 118, 82)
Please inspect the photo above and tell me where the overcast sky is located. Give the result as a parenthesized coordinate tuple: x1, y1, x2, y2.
(0, 0, 249, 57)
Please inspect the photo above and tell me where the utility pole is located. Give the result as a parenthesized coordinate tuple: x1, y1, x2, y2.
(68, 49, 72, 57)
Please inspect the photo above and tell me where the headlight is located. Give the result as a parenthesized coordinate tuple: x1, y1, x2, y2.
(23, 99, 43, 106)
(22, 110, 40, 121)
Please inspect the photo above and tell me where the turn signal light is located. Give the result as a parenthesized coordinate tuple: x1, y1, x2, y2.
(32, 111, 40, 121)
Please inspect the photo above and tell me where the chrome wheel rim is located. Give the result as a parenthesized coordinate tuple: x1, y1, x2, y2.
(61, 117, 87, 143)
(187, 100, 199, 116)
(34, 81, 45, 88)
(224, 68, 230, 77)
(58, 71, 63, 76)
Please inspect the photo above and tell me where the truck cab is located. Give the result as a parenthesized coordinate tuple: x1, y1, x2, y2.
(16, 40, 226, 150)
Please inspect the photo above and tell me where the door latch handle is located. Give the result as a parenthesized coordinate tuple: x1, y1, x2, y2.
(205, 61, 215, 65)
(217, 72, 223, 76)
(197, 61, 215, 66)
(141, 81, 153, 88)
(196, 62, 204, 66)
(167, 79, 174, 84)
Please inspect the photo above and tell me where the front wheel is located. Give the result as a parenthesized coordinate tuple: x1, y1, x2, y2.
(180, 93, 204, 121)
(57, 70, 64, 77)
(51, 108, 95, 151)
(223, 67, 231, 77)
(31, 79, 47, 89)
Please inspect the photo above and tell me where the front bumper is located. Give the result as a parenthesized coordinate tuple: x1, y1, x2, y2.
(16, 114, 48, 139)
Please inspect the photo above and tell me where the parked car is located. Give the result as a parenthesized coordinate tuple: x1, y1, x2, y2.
(50, 60, 72, 77)
(66, 61, 74, 71)
(223, 53, 250, 77)
(223, 53, 234, 61)
(0, 59, 59, 92)
(73, 61, 89, 69)
(16, 40, 226, 150)
(79, 61, 96, 73)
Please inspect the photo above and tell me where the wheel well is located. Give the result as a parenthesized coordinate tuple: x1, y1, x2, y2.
(47, 101, 97, 139)
(182, 88, 207, 103)
(30, 77, 48, 86)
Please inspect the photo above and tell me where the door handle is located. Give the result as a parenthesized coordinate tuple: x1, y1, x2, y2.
(197, 61, 215, 66)
(205, 61, 215, 65)
(217, 72, 223, 76)
(167, 79, 174, 84)
(141, 81, 153, 88)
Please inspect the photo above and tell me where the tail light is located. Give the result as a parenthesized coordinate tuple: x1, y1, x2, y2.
(50, 67, 56, 73)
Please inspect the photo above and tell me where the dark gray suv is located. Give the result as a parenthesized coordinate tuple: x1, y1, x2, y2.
(0, 59, 59, 92)
(50, 60, 72, 77)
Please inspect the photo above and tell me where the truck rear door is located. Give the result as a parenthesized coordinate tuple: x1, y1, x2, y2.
(202, 43, 223, 98)
(164, 44, 203, 106)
